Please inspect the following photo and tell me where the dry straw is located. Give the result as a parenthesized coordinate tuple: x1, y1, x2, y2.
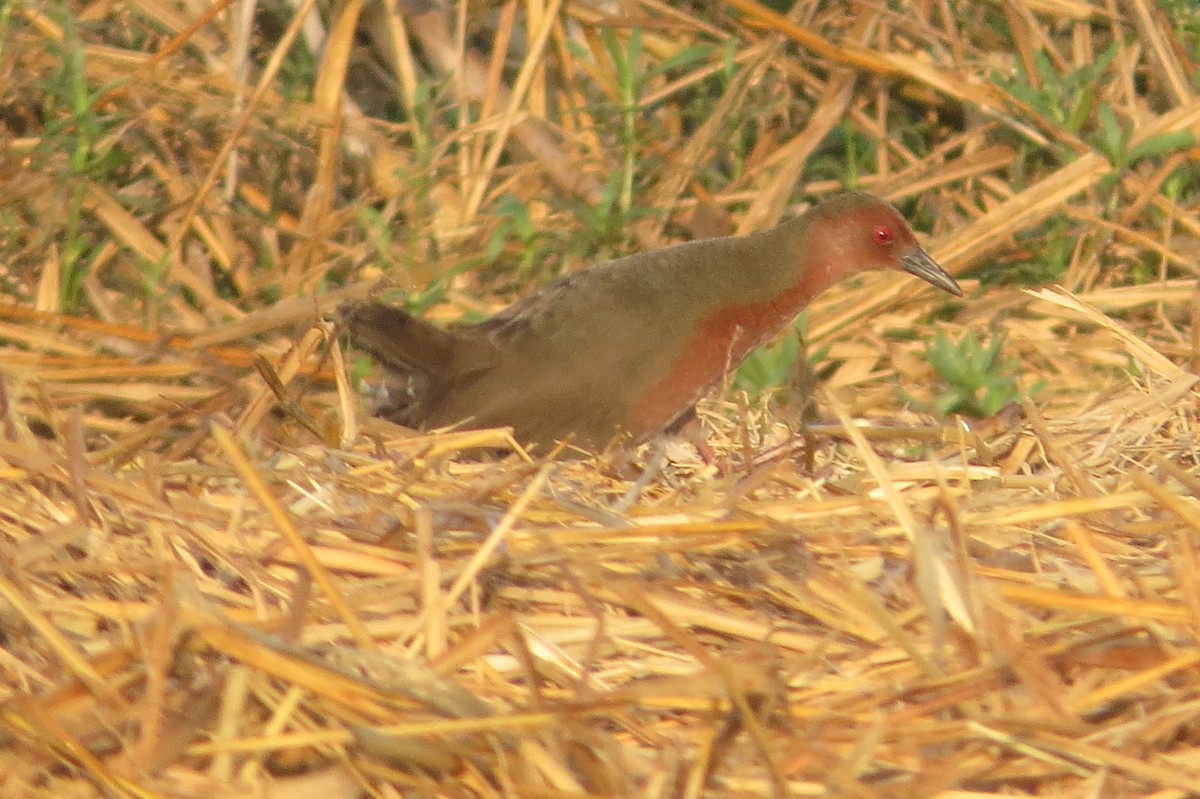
(1, 0, 1200, 797)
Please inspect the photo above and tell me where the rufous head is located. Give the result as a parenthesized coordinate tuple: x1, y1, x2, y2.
(806, 193, 962, 297)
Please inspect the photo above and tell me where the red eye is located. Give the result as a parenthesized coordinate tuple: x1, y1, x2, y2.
(873, 226, 894, 245)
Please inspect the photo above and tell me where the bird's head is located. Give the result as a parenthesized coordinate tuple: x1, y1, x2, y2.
(804, 193, 962, 297)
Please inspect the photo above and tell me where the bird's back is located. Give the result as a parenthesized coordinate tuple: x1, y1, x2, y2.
(425, 229, 792, 446)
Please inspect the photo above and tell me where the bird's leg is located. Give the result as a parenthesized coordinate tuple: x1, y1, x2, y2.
(610, 435, 672, 513)
(610, 404, 720, 512)
(664, 406, 716, 465)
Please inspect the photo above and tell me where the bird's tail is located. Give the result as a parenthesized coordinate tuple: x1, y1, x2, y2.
(339, 301, 461, 377)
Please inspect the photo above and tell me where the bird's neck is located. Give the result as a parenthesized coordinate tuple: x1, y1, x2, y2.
(702, 275, 818, 358)
(627, 269, 820, 437)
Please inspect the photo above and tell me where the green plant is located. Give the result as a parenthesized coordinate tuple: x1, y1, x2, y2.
(993, 41, 1194, 194)
(1091, 102, 1194, 193)
(735, 323, 803, 397)
(808, 120, 879, 186)
(995, 43, 1118, 139)
(734, 316, 831, 402)
(964, 213, 1073, 288)
(602, 25, 644, 222)
(916, 330, 1031, 418)
(37, 10, 126, 311)
(600, 27, 716, 221)
(484, 194, 544, 279)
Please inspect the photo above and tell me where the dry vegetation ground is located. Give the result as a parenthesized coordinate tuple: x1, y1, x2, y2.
(2, 1, 1200, 797)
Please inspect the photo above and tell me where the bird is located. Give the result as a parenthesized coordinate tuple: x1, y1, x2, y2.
(341, 192, 962, 450)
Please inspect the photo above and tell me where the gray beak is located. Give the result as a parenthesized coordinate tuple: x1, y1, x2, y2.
(901, 247, 962, 297)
